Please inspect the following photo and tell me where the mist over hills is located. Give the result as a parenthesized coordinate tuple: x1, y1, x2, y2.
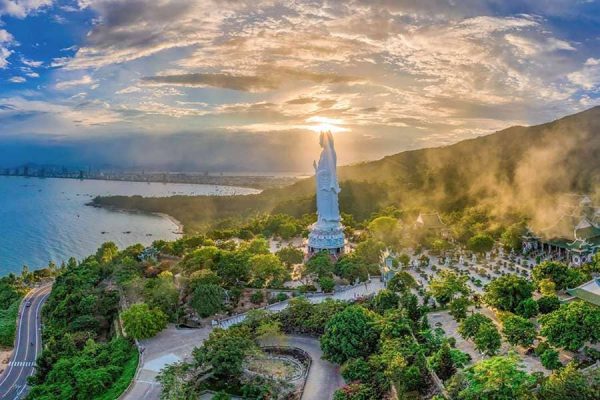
(95, 106, 600, 232)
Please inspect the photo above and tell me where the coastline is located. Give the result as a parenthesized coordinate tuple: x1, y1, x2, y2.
(0, 173, 295, 191)
(156, 212, 185, 235)
(88, 202, 186, 235)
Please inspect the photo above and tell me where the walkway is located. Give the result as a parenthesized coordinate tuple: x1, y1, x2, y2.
(122, 279, 385, 400)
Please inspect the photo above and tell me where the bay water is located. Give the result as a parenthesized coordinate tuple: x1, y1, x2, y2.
(0, 176, 259, 275)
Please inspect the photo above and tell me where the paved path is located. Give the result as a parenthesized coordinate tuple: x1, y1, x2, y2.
(282, 336, 344, 400)
(0, 285, 52, 400)
(123, 280, 385, 400)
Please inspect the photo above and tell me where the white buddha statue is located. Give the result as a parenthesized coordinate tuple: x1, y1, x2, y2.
(314, 131, 341, 224)
(308, 131, 345, 255)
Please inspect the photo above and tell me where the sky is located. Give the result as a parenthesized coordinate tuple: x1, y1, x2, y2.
(0, 0, 599, 172)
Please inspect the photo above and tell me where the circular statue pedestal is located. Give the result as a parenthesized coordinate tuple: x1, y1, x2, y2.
(307, 222, 345, 256)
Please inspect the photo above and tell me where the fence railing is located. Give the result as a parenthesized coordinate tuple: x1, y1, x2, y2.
(215, 277, 382, 329)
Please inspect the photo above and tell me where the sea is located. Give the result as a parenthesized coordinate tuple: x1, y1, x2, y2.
(0, 176, 260, 276)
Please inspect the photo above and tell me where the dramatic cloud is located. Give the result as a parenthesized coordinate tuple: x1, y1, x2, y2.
(1, 0, 599, 170)
(141, 67, 362, 92)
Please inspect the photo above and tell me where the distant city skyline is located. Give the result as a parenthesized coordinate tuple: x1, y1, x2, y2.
(1, 0, 599, 170)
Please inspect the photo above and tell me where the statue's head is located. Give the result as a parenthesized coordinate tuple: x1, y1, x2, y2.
(319, 131, 334, 148)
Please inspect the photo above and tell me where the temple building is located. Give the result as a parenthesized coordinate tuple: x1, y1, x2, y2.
(307, 131, 346, 256)
(522, 196, 600, 265)
(566, 278, 600, 306)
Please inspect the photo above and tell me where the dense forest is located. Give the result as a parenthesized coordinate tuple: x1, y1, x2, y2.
(94, 106, 600, 233)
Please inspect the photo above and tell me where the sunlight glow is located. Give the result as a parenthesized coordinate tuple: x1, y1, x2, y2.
(306, 116, 349, 133)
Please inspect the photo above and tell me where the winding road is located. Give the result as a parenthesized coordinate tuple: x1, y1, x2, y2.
(0, 284, 51, 400)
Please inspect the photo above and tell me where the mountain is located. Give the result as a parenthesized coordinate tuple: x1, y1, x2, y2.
(95, 106, 600, 232)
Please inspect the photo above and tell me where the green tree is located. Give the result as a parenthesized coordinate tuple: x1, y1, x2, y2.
(144, 274, 180, 320)
(533, 261, 588, 290)
(333, 383, 377, 400)
(515, 298, 539, 318)
(502, 314, 537, 347)
(320, 305, 381, 364)
(341, 357, 389, 397)
(538, 362, 595, 400)
(429, 269, 470, 306)
(458, 355, 535, 400)
(305, 251, 335, 278)
(241, 237, 271, 255)
(249, 254, 289, 288)
(96, 242, 119, 264)
(387, 271, 417, 293)
(449, 296, 470, 321)
(335, 255, 368, 283)
(467, 233, 494, 254)
(500, 223, 526, 251)
(275, 246, 304, 267)
(483, 274, 533, 312)
(537, 295, 561, 314)
(458, 313, 493, 340)
(538, 278, 556, 296)
(319, 276, 335, 293)
(398, 253, 411, 268)
(368, 216, 400, 246)
(189, 269, 221, 289)
(190, 284, 225, 318)
(474, 324, 501, 356)
(180, 246, 220, 273)
(354, 238, 385, 266)
(121, 303, 167, 339)
(539, 301, 600, 351)
(213, 250, 251, 287)
(372, 289, 399, 315)
(429, 341, 457, 380)
(193, 327, 255, 381)
(540, 348, 562, 370)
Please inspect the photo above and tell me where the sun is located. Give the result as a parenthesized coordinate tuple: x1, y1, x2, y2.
(305, 116, 349, 133)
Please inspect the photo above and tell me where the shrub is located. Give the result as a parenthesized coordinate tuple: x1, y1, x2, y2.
(516, 298, 539, 318)
(319, 276, 335, 293)
(250, 291, 265, 304)
(537, 295, 561, 314)
(190, 284, 225, 318)
(121, 303, 167, 339)
(540, 348, 562, 370)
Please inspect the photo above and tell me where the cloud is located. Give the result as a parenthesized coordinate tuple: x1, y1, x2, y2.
(8, 76, 25, 83)
(55, 75, 96, 89)
(4, 0, 600, 171)
(0, 28, 13, 43)
(141, 67, 362, 92)
(0, 96, 122, 132)
(0, 28, 14, 68)
(21, 56, 43, 67)
(0, 46, 10, 68)
(0, 0, 53, 18)
(59, 0, 232, 70)
(505, 34, 576, 56)
(568, 58, 600, 90)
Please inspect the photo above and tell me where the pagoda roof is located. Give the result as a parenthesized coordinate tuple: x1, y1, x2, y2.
(416, 213, 446, 229)
(575, 224, 600, 240)
(567, 279, 600, 307)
